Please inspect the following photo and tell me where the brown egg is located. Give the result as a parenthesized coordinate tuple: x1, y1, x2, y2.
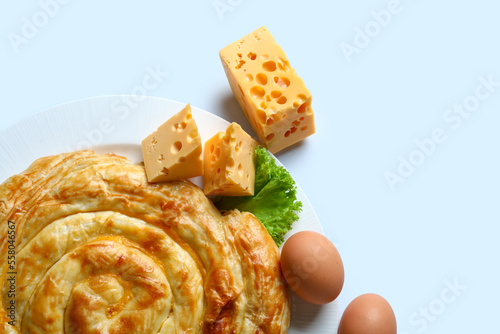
(280, 231, 344, 305)
(338, 293, 397, 334)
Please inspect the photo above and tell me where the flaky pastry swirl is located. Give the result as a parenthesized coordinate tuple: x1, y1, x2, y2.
(0, 151, 289, 333)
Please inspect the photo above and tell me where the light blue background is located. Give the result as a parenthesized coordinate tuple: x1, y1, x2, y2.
(1, 0, 499, 333)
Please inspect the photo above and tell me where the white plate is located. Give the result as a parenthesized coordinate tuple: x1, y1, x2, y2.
(0, 95, 339, 333)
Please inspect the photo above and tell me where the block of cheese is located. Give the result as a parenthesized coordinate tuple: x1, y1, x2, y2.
(142, 104, 203, 182)
(219, 26, 315, 154)
(204, 122, 259, 196)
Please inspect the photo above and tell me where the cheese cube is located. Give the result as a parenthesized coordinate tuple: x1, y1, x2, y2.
(219, 27, 315, 154)
(204, 122, 258, 196)
(142, 104, 203, 182)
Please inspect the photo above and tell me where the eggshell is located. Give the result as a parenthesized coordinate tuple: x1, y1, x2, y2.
(338, 293, 397, 334)
(280, 231, 344, 305)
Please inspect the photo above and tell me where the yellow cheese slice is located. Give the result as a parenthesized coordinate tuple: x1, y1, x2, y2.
(142, 104, 203, 182)
(204, 122, 258, 196)
(220, 26, 315, 153)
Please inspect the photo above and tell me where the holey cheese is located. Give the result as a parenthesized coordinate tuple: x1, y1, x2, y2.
(220, 27, 315, 154)
(142, 104, 203, 182)
(204, 123, 258, 196)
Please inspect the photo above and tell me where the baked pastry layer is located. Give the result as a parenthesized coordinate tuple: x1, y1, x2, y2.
(0, 151, 289, 333)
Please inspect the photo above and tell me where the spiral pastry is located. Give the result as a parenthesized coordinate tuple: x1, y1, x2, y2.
(0, 151, 290, 333)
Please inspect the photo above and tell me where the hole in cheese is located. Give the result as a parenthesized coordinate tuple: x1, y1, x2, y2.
(250, 86, 265, 99)
(297, 94, 307, 102)
(149, 137, 158, 152)
(256, 73, 268, 85)
(244, 74, 253, 82)
(257, 109, 267, 124)
(276, 96, 287, 105)
(298, 102, 310, 114)
(187, 129, 199, 144)
(189, 129, 199, 138)
(265, 133, 275, 141)
(235, 59, 246, 69)
(235, 141, 243, 152)
(271, 91, 282, 99)
(262, 61, 277, 72)
(173, 122, 187, 131)
(247, 52, 257, 60)
(272, 113, 281, 122)
(276, 77, 290, 88)
(172, 141, 183, 153)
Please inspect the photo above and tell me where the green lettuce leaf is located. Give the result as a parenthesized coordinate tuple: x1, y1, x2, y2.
(213, 146, 302, 246)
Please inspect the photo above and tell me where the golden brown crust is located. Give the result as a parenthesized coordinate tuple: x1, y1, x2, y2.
(0, 151, 289, 333)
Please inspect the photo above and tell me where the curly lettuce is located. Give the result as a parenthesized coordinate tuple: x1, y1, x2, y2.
(213, 146, 302, 246)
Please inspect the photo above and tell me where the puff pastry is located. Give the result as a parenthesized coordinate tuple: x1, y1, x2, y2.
(0, 151, 290, 333)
